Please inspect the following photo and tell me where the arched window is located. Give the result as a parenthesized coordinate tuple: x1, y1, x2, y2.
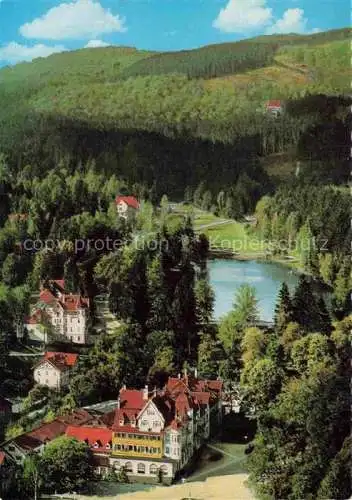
(137, 463, 145, 474)
(149, 464, 158, 475)
(125, 461, 133, 472)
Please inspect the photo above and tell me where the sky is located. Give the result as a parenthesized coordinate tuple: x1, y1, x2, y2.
(0, 0, 349, 65)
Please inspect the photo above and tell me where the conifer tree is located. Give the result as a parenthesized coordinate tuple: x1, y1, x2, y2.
(292, 276, 320, 332)
(274, 282, 293, 334)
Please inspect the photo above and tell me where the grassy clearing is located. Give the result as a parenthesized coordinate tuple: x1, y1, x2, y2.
(188, 442, 247, 482)
(201, 222, 268, 257)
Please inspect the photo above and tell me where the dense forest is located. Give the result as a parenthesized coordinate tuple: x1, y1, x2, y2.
(0, 26, 350, 500)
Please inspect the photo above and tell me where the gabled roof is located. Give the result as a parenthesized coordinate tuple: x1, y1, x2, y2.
(120, 389, 145, 410)
(65, 426, 112, 452)
(61, 294, 90, 311)
(137, 399, 165, 424)
(38, 288, 89, 312)
(115, 195, 140, 209)
(14, 420, 68, 451)
(35, 352, 78, 372)
(39, 289, 57, 305)
(266, 100, 283, 108)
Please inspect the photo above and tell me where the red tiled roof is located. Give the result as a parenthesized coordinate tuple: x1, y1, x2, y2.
(0, 451, 5, 465)
(65, 426, 112, 452)
(61, 294, 89, 311)
(39, 289, 56, 305)
(45, 352, 78, 367)
(56, 409, 94, 426)
(192, 392, 211, 406)
(120, 389, 145, 410)
(35, 352, 78, 372)
(175, 392, 192, 417)
(266, 100, 282, 108)
(12, 410, 95, 451)
(52, 279, 65, 291)
(115, 196, 140, 209)
(14, 420, 68, 450)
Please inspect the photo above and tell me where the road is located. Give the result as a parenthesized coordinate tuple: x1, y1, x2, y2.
(194, 219, 234, 231)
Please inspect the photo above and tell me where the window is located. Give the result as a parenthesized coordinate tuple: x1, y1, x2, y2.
(150, 464, 158, 474)
(128, 445, 133, 451)
(147, 409, 154, 415)
(141, 419, 147, 426)
(160, 464, 168, 476)
(125, 462, 133, 472)
(77, 336, 80, 341)
(153, 421, 159, 427)
(165, 446, 170, 454)
(137, 463, 145, 474)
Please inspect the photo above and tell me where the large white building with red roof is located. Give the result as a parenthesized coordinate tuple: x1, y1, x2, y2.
(109, 372, 222, 483)
(26, 279, 90, 344)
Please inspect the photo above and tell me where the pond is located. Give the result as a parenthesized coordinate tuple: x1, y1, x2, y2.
(209, 258, 300, 321)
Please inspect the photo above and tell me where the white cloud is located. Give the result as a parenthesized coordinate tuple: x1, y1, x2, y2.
(213, 0, 273, 33)
(20, 0, 126, 40)
(0, 42, 66, 64)
(85, 39, 109, 48)
(266, 8, 308, 34)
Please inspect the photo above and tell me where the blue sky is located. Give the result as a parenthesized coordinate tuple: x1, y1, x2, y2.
(0, 0, 349, 65)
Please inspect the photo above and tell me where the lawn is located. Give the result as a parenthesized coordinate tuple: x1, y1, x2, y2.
(201, 222, 268, 257)
(187, 442, 247, 483)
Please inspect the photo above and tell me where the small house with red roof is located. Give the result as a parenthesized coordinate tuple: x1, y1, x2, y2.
(2, 409, 99, 464)
(115, 195, 140, 221)
(110, 371, 223, 483)
(265, 99, 284, 116)
(26, 279, 90, 344)
(33, 352, 79, 390)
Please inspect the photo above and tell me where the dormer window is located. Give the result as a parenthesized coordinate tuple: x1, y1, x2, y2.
(106, 442, 111, 450)
(119, 420, 124, 426)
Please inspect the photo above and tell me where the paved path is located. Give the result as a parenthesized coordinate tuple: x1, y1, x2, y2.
(195, 219, 235, 231)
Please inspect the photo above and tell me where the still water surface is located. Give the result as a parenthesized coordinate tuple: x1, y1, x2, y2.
(209, 259, 300, 321)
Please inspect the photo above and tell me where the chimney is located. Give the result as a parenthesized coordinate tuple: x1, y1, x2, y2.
(153, 386, 157, 398)
(117, 397, 120, 409)
(178, 373, 181, 379)
(143, 385, 149, 400)
(122, 384, 126, 390)
(184, 367, 188, 386)
(194, 368, 198, 379)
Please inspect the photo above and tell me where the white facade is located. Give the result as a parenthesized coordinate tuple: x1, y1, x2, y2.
(117, 201, 137, 220)
(45, 303, 89, 344)
(137, 400, 165, 434)
(110, 457, 173, 479)
(33, 360, 70, 390)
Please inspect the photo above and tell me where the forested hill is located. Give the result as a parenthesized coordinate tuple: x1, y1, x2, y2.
(0, 28, 350, 198)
